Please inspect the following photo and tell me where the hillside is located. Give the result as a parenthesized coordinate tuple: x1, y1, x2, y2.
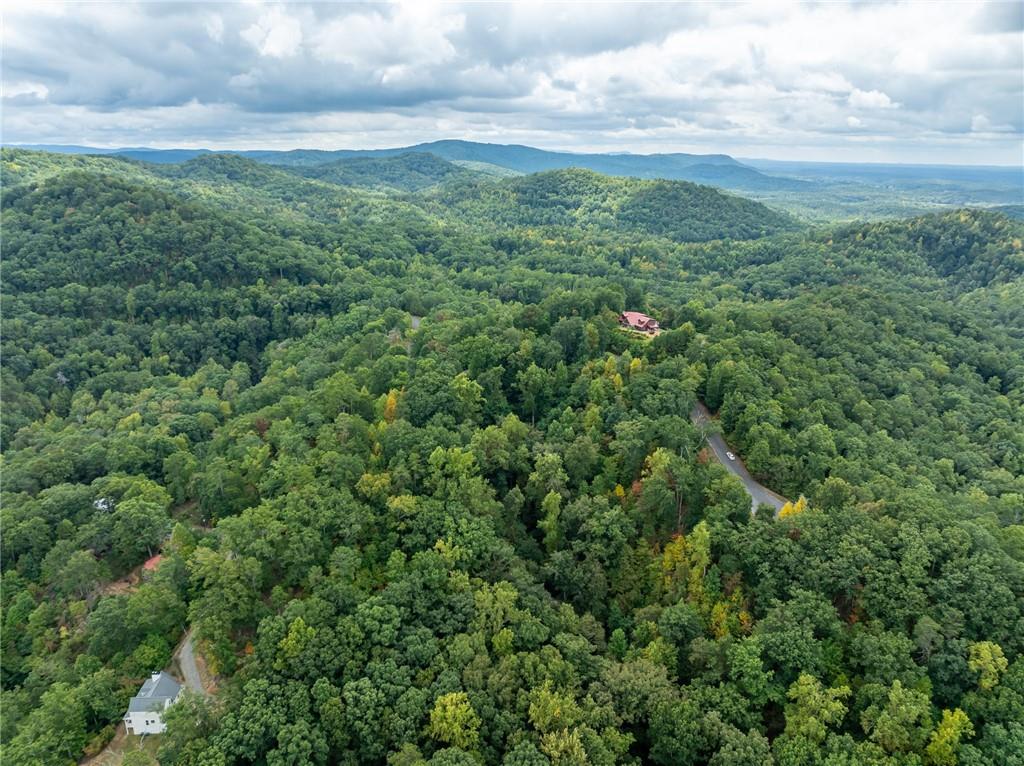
(1, 147, 438, 230)
(287, 152, 478, 191)
(828, 209, 1024, 292)
(426, 168, 798, 241)
(2, 149, 1023, 766)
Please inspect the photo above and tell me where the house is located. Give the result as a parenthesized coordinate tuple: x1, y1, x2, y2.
(619, 311, 660, 334)
(124, 671, 181, 735)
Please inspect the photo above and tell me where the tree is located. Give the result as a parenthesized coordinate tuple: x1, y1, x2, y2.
(924, 708, 974, 766)
(709, 726, 772, 766)
(538, 492, 563, 552)
(778, 495, 807, 520)
(157, 691, 221, 766)
(528, 682, 581, 734)
(450, 373, 484, 424)
(703, 473, 752, 527)
(649, 698, 705, 766)
(782, 674, 850, 745)
(55, 549, 106, 599)
(111, 497, 170, 570)
(860, 680, 933, 755)
(517, 364, 550, 425)
(968, 641, 1008, 691)
(528, 453, 569, 502)
(2, 682, 88, 766)
(428, 693, 481, 751)
(122, 750, 157, 766)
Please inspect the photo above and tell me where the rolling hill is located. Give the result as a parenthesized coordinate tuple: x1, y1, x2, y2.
(285, 152, 479, 192)
(424, 167, 799, 242)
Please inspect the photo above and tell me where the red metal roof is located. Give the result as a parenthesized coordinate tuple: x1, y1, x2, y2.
(620, 311, 658, 329)
(142, 554, 163, 571)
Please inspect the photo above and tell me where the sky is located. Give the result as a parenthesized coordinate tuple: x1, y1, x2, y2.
(3, 1, 1023, 165)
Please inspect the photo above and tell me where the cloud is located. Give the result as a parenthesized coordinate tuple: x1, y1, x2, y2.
(241, 8, 303, 58)
(311, 3, 463, 69)
(4, 81, 49, 100)
(848, 89, 899, 110)
(971, 113, 1017, 133)
(205, 15, 224, 44)
(1, 1, 1021, 164)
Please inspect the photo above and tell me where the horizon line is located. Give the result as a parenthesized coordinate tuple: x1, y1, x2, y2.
(4, 140, 1023, 170)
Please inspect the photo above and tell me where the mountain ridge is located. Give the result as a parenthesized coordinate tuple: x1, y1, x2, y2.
(6, 140, 803, 191)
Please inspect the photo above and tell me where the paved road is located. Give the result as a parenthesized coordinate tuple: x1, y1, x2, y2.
(690, 402, 788, 513)
(174, 628, 206, 695)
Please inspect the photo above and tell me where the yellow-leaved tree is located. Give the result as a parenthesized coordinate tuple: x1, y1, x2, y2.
(779, 495, 808, 519)
(382, 389, 400, 423)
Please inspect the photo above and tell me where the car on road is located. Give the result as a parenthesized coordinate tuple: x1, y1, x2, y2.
(725, 451, 736, 461)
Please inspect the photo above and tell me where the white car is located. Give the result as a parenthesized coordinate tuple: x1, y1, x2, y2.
(725, 451, 736, 461)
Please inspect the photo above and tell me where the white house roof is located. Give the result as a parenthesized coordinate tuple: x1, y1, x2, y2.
(127, 671, 181, 713)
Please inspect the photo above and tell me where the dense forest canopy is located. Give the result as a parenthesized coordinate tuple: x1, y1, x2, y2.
(285, 153, 479, 193)
(423, 168, 799, 242)
(2, 148, 1023, 766)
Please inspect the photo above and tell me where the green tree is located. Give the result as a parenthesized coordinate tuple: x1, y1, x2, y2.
(860, 680, 933, 755)
(783, 674, 850, 745)
(968, 641, 1008, 691)
(428, 692, 481, 751)
(924, 708, 974, 766)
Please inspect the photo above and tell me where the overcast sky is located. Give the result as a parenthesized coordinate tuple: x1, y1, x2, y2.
(3, 1, 1022, 164)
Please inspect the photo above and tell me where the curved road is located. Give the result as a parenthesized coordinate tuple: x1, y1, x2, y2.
(690, 402, 789, 513)
(173, 628, 207, 696)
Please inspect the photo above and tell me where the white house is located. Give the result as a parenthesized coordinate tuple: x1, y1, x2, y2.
(124, 671, 182, 735)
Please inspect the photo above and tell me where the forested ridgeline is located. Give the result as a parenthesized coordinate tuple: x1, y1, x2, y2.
(2, 149, 1023, 765)
(422, 168, 800, 242)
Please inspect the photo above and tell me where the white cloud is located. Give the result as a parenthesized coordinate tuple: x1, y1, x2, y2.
(205, 15, 224, 44)
(892, 48, 928, 74)
(312, 3, 463, 69)
(3, 80, 49, 100)
(848, 89, 899, 110)
(847, 116, 863, 128)
(241, 8, 302, 58)
(971, 113, 1017, 133)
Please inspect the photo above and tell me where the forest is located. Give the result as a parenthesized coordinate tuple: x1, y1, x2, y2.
(1, 147, 1023, 766)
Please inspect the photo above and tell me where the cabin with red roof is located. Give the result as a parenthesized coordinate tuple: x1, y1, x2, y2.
(619, 311, 660, 334)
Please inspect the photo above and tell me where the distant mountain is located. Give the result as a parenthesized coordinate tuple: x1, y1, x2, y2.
(286, 152, 478, 192)
(7, 144, 123, 155)
(424, 167, 798, 242)
(8, 144, 213, 163)
(6, 141, 804, 191)
(115, 148, 214, 164)
(249, 140, 807, 191)
(744, 158, 1023, 203)
(744, 157, 1023, 186)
